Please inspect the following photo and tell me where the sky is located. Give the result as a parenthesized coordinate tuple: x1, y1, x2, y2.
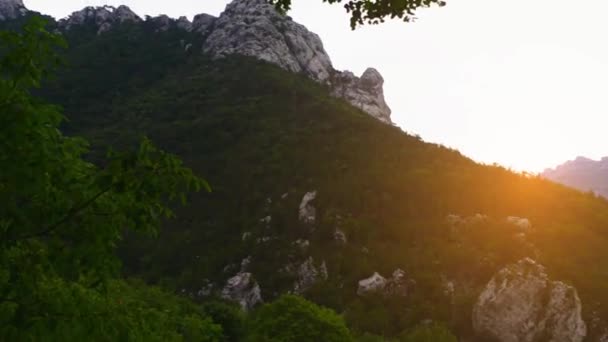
(24, 0, 608, 173)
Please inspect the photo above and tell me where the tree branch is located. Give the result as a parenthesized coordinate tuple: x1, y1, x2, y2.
(6, 187, 112, 243)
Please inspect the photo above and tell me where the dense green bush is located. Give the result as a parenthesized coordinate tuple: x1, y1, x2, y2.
(247, 295, 353, 342)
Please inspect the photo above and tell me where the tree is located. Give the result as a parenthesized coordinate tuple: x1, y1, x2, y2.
(247, 294, 353, 342)
(0, 16, 219, 340)
(267, 0, 446, 29)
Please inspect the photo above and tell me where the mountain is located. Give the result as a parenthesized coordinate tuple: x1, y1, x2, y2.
(543, 156, 608, 198)
(4, 0, 608, 340)
(0, 0, 24, 20)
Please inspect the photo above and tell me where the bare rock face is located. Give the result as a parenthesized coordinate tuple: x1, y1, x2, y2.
(203, 0, 392, 123)
(473, 258, 586, 342)
(357, 272, 387, 295)
(150, 15, 172, 32)
(176, 16, 193, 31)
(203, 0, 332, 83)
(59, 5, 141, 35)
(506, 216, 532, 231)
(0, 0, 26, 20)
(358, 269, 413, 297)
(192, 13, 216, 35)
(293, 257, 328, 293)
(221, 271, 263, 311)
(331, 68, 392, 124)
(298, 191, 317, 225)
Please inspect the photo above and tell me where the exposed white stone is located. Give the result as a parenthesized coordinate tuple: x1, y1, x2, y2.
(357, 272, 387, 295)
(334, 229, 347, 244)
(221, 272, 263, 311)
(298, 191, 317, 225)
(293, 239, 310, 250)
(196, 279, 214, 297)
(293, 257, 328, 293)
(0, 0, 26, 20)
(446, 214, 464, 226)
(240, 256, 251, 271)
(242, 231, 252, 241)
(506, 216, 532, 231)
(255, 236, 272, 243)
(473, 258, 586, 342)
(260, 215, 272, 225)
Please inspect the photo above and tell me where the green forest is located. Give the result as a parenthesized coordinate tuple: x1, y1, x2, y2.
(2, 10, 608, 342)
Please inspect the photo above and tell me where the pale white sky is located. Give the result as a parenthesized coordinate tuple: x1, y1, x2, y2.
(24, 0, 608, 172)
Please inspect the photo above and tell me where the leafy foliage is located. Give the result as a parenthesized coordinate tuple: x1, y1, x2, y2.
(267, 0, 447, 28)
(247, 294, 353, 342)
(0, 17, 216, 340)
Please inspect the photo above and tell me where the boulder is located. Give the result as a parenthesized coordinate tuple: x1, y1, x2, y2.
(221, 272, 263, 311)
(357, 272, 387, 295)
(473, 258, 586, 342)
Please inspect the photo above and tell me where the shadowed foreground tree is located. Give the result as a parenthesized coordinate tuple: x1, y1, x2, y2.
(0, 17, 221, 340)
(267, 0, 446, 28)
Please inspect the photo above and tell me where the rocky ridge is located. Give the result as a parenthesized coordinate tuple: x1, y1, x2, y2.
(1, 0, 393, 124)
(543, 156, 608, 198)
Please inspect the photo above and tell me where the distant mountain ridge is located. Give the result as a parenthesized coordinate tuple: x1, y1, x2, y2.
(543, 156, 608, 198)
(1, 0, 393, 124)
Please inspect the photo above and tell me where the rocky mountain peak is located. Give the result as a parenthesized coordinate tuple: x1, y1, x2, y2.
(0, 0, 26, 20)
(15, 0, 392, 123)
(203, 0, 393, 123)
(59, 5, 141, 34)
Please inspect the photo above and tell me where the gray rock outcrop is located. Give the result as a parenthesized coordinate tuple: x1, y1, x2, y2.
(221, 271, 263, 311)
(293, 257, 328, 293)
(202, 0, 392, 123)
(0, 0, 26, 20)
(59, 5, 141, 35)
(358, 272, 387, 295)
(357, 269, 413, 297)
(203, 0, 332, 83)
(331, 68, 392, 123)
(298, 191, 317, 225)
(192, 13, 216, 35)
(473, 258, 586, 342)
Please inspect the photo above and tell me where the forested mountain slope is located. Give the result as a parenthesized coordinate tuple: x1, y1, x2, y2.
(4, 0, 608, 340)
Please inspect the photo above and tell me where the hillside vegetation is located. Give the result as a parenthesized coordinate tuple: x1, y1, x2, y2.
(9, 16, 608, 340)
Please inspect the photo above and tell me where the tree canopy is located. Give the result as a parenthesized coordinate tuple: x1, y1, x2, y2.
(247, 294, 353, 342)
(0, 17, 218, 340)
(267, 0, 446, 28)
